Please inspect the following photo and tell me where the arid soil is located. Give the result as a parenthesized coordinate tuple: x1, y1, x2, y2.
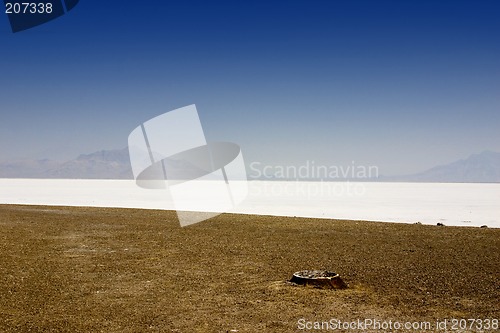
(0, 205, 498, 332)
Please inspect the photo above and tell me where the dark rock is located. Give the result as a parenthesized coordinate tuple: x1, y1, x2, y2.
(290, 270, 347, 289)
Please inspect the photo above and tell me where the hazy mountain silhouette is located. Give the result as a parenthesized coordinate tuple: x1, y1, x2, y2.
(384, 151, 500, 183)
(0, 148, 133, 179)
(1, 149, 499, 182)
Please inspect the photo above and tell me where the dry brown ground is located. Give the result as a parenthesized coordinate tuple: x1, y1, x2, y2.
(0, 204, 498, 333)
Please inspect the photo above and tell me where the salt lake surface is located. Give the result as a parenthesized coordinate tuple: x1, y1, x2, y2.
(0, 179, 498, 228)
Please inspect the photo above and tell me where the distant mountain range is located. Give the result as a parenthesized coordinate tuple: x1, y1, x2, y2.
(383, 150, 500, 183)
(0, 149, 499, 183)
(0, 148, 133, 179)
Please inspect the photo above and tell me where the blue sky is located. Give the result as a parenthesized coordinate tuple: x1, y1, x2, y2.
(1, 0, 499, 175)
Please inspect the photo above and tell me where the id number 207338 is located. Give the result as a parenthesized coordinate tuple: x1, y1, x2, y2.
(5, 2, 53, 14)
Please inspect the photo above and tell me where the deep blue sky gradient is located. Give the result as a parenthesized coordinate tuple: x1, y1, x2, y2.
(1, 0, 499, 174)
